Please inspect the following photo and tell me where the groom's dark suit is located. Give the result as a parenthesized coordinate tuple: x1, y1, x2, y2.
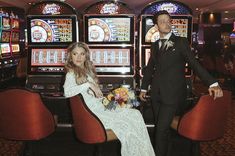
(141, 34, 216, 156)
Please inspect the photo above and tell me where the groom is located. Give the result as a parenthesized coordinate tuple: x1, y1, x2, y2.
(139, 10, 223, 156)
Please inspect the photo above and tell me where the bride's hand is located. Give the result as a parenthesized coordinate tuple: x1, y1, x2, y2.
(89, 82, 103, 98)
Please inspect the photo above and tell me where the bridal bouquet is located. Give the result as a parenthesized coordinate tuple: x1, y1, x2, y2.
(102, 87, 140, 110)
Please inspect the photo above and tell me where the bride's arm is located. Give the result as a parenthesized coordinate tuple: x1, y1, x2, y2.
(88, 82, 103, 98)
(63, 72, 90, 98)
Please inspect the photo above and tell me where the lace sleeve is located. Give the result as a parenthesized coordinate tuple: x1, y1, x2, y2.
(63, 72, 90, 98)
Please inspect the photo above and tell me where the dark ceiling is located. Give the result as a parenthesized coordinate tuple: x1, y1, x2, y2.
(0, 0, 234, 23)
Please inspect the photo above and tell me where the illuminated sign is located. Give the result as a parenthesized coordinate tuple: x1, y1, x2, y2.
(1, 43, 10, 54)
(158, 3, 178, 13)
(100, 3, 118, 14)
(42, 3, 61, 15)
(12, 44, 20, 52)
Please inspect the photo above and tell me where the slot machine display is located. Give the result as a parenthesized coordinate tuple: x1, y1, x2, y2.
(11, 12, 20, 55)
(0, 7, 25, 84)
(139, 1, 193, 77)
(89, 47, 134, 74)
(84, 1, 136, 93)
(26, 1, 78, 95)
(230, 21, 235, 45)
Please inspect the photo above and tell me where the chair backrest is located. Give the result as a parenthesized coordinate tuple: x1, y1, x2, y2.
(69, 94, 107, 144)
(178, 90, 232, 141)
(0, 88, 55, 140)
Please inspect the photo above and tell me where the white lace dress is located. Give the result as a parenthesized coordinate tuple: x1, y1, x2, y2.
(63, 72, 155, 156)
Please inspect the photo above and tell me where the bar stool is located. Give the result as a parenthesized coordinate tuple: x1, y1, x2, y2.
(0, 88, 56, 155)
(69, 94, 119, 156)
(171, 90, 231, 141)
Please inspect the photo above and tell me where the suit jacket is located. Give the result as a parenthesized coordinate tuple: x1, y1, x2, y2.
(141, 34, 216, 107)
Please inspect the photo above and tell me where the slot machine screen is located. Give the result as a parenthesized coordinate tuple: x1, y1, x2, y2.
(27, 15, 76, 45)
(0, 43, 11, 55)
(2, 17, 10, 30)
(1, 31, 10, 42)
(11, 44, 20, 53)
(29, 47, 67, 73)
(11, 32, 20, 42)
(89, 47, 134, 75)
(142, 15, 192, 44)
(85, 15, 134, 44)
(12, 19, 19, 29)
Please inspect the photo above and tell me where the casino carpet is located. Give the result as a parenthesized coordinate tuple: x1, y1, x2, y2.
(0, 138, 24, 156)
(200, 98, 235, 156)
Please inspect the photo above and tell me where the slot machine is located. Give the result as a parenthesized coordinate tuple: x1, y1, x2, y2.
(26, 1, 79, 95)
(10, 11, 20, 55)
(84, 1, 136, 93)
(139, 1, 193, 78)
(0, 7, 25, 84)
(1, 11, 12, 58)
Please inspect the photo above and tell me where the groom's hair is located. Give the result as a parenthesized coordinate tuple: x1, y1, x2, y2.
(153, 10, 171, 25)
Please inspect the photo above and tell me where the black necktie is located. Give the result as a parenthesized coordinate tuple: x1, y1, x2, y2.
(160, 39, 167, 51)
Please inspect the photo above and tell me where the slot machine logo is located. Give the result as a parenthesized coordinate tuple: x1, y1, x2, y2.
(100, 3, 118, 14)
(159, 3, 178, 14)
(43, 3, 61, 15)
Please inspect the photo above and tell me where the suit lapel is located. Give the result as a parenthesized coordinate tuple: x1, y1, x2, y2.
(153, 40, 159, 58)
(169, 33, 176, 42)
(164, 34, 177, 53)
(154, 34, 177, 59)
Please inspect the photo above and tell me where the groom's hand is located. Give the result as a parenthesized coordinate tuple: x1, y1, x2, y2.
(208, 86, 223, 100)
(139, 92, 147, 102)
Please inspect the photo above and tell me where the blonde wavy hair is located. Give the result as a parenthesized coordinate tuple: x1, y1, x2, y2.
(65, 42, 98, 85)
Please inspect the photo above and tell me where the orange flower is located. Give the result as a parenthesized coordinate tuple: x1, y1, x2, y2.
(102, 87, 140, 110)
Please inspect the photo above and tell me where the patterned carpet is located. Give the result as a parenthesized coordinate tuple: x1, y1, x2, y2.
(0, 138, 24, 156)
(200, 98, 235, 156)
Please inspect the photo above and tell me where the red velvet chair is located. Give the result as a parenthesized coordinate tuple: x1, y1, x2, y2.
(69, 94, 118, 155)
(171, 90, 231, 141)
(0, 88, 55, 140)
